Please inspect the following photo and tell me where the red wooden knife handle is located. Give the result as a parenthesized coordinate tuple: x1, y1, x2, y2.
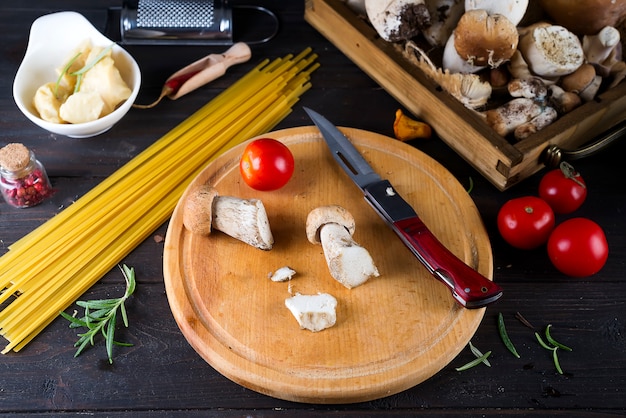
(393, 217, 502, 308)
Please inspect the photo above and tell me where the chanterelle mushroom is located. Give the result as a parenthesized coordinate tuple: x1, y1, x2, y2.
(306, 205, 379, 289)
(182, 184, 274, 250)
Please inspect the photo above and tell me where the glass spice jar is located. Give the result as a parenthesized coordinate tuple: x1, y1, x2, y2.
(0, 143, 54, 208)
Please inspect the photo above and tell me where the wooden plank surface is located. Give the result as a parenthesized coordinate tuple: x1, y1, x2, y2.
(163, 127, 493, 403)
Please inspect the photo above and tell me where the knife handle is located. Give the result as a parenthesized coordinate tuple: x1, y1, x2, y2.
(393, 217, 502, 308)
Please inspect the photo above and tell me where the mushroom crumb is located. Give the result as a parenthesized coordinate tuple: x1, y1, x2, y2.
(270, 266, 297, 282)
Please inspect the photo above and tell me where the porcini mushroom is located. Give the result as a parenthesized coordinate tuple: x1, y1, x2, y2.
(365, 0, 431, 42)
(405, 41, 492, 109)
(518, 24, 584, 78)
(182, 184, 274, 250)
(444, 9, 518, 72)
(306, 205, 379, 289)
(560, 63, 602, 102)
(464, 0, 529, 26)
(538, 0, 626, 36)
(548, 84, 582, 114)
(583, 26, 621, 66)
(422, 0, 464, 47)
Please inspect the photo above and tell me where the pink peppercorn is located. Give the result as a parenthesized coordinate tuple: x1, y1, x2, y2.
(0, 143, 54, 208)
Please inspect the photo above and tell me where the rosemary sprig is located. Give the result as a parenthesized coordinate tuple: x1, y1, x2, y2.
(455, 341, 492, 371)
(535, 325, 572, 375)
(60, 264, 136, 364)
(498, 312, 521, 358)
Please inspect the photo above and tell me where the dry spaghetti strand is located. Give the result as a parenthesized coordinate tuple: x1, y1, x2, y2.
(0, 49, 318, 354)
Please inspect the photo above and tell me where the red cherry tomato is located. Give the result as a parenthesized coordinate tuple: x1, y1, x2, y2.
(538, 162, 587, 214)
(239, 138, 295, 191)
(547, 217, 608, 277)
(497, 196, 555, 250)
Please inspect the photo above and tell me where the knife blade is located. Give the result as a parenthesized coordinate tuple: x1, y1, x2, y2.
(304, 107, 502, 308)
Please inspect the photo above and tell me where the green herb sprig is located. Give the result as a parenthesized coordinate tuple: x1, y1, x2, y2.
(535, 324, 572, 374)
(60, 264, 136, 364)
(498, 312, 521, 358)
(455, 341, 492, 371)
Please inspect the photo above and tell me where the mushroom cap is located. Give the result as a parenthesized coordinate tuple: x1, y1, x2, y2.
(306, 205, 356, 244)
(539, 0, 626, 36)
(454, 10, 519, 67)
(182, 184, 219, 236)
(465, 0, 530, 26)
(518, 24, 584, 77)
(365, 0, 431, 42)
(561, 64, 597, 93)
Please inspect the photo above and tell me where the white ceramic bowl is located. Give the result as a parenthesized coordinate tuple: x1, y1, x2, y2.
(13, 12, 141, 138)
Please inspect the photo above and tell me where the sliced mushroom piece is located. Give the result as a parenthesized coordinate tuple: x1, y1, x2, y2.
(365, 0, 431, 42)
(482, 97, 544, 137)
(465, 0, 529, 26)
(306, 205, 379, 289)
(518, 24, 584, 77)
(514, 106, 558, 140)
(285, 293, 337, 332)
(507, 77, 548, 102)
(182, 184, 274, 250)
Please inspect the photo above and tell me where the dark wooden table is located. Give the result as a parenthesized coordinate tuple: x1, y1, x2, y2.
(1, 1, 625, 416)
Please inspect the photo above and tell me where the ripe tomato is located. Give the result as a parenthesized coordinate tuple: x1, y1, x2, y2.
(239, 138, 295, 191)
(547, 217, 608, 277)
(497, 196, 555, 250)
(538, 162, 587, 214)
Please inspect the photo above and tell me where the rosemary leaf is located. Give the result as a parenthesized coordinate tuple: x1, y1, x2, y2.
(455, 351, 492, 372)
(498, 312, 521, 358)
(60, 264, 136, 364)
(534, 332, 553, 350)
(469, 341, 491, 367)
(545, 324, 573, 351)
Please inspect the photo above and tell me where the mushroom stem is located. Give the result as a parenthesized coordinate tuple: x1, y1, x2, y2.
(212, 196, 274, 250)
(319, 223, 379, 289)
(182, 184, 274, 250)
(583, 26, 621, 65)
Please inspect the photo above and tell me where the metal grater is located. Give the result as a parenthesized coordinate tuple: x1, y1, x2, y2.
(121, 0, 233, 45)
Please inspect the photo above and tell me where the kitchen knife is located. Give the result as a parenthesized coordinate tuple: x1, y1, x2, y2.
(304, 107, 503, 308)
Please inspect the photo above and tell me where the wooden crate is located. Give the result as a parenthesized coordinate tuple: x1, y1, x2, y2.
(304, 0, 626, 190)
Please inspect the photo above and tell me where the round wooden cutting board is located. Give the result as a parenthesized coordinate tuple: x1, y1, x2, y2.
(163, 126, 494, 404)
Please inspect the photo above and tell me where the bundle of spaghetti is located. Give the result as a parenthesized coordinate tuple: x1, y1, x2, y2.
(0, 48, 319, 353)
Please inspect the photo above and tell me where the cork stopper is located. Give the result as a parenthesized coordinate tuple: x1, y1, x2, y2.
(0, 143, 31, 172)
